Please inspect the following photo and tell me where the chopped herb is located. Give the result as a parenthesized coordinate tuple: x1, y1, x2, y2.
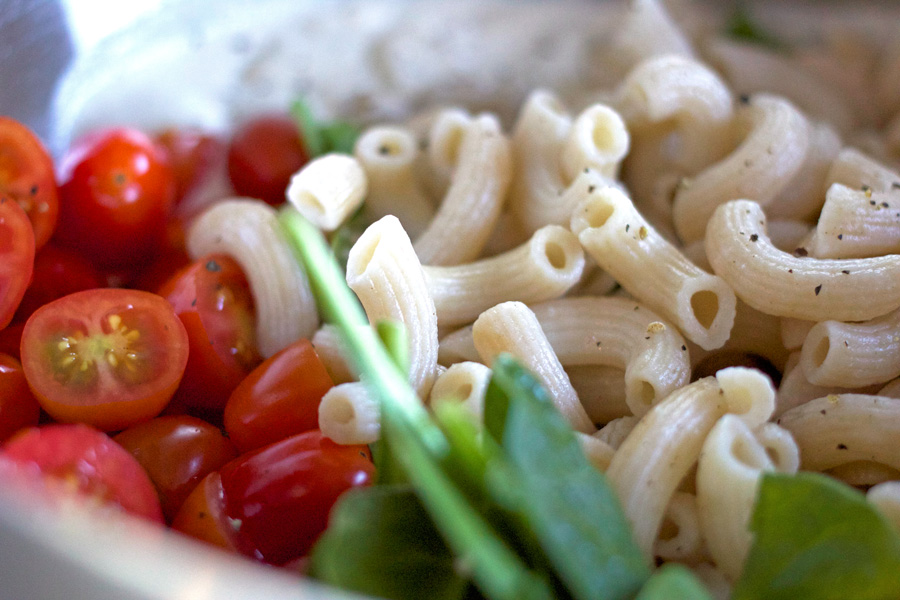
(625, 224, 630, 232)
(588, 185, 595, 193)
(726, 4, 786, 51)
(638, 226, 648, 240)
(862, 184, 873, 197)
(291, 98, 361, 158)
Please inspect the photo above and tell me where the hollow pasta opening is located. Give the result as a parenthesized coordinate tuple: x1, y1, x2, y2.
(324, 397, 355, 426)
(294, 191, 325, 218)
(348, 231, 382, 275)
(811, 335, 830, 369)
(440, 126, 464, 166)
(690, 290, 719, 330)
(583, 199, 615, 229)
(658, 515, 679, 542)
(639, 380, 655, 408)
(544, 241, 568, 269)
(591, 117, 617, 154)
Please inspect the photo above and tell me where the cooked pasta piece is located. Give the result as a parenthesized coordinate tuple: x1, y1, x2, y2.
(508, 90, 626, 234)
(825, 147, 900, 193)
(754, 422, 801, 474)
(672, 94, 810, 243)
(705, 199, 900, 321)
(437, 325, 478, 365)
(607, 0, 695, 78)
(655, 492, 706, 565)
(529, 297, 691, 416)
(807, 183, 900, 259)
(572, 186, 736, 350)
(187, 200, 318, 357)
(424, 225, 585, 328)
(799, 307, 900, 387)
(285, 154, 367, 231)
(318, 382, 380, 445)
(354, 126, 435, 237)
(566, 365, 630, 424)
(576, 432, 616, 472)
(346, 215, 439, 397)
(777, 394, 900, 473)
(472, 301, 595, 433)
(825, 461, 900, 488)
(606, 367, 775, 560)
(428, 361, 492, 422)
(780, 318, 815, 351)
(413, 113, 513, 265)
(878, 377, 900, 399)
(311, 324, 357, 384)
(594, 415, 639, 449)
(868, 481, 900, 532)
(568, 258, 619, 297)
(775, 352, 880, 417)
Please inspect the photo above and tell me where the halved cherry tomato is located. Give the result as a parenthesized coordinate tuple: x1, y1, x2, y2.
(114, 415, 237, 522)
(0, 196, 35, 328)
(155, 127, 225, 205)
(13, 244, 103, 324)
(0, 423, 163, 523)
(0, 353, 41, 443)
(227, 115, 309, 206)
(217, 430, 374, 565)
(129, 218, 191, 293)
(0, 117, 59, 250)
(171, 471, 240, 552)
(55, 128, 176, 270)
(224, 338, 333, 453)
(20, 288, 189, 431)
(160, 254, 261, 412)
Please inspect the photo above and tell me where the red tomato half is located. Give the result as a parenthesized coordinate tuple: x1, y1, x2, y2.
(224, 338, 333, 453)
(0, 424, 163, 523)
(0, 353, 41, 443)
(161, 254, 261, 412)
(56, 128, 176, 270)
(114, 415, 237, 521)
(218, 430, 374, 565)
(0, 196, 35, 328)
(0, 117, 59, 250)
(227, 115, 308, 205)
(20, 288, 189, 431)
(13, 244, 103, 324)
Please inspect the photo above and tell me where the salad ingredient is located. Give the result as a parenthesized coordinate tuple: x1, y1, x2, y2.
(226, 115, 309, 205)
(223, 337, 333, 453)
(0, 195, 35, 328)
(217, 429, 374, 565)
(12, 244, 103, 323)
(171, 471, 240, 553)
(55, 127, 176, 269)
(159, 254, 261, 412)
(0, 423, 164, 523)
(0, 353, 41, 443)
(113, 415, 238, 522)
(154, 127, 225, 204)
(20, 288, 189, 431)
(290, 99, 361, 157)
(0, 116, 59, 250)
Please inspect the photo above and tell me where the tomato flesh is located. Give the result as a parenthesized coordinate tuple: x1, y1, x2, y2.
(114, 415, 237, 521)
(227, 115, 309, 206)
(20, 288, 189, 431)
(218, 430, 374, 565)
(224, 338, 333, 453)
(0, 117, 59, 250)
(0, 197, 36, 329)
(161, 254, 261, 412)
(56, 128, 176, 270)
(0, 423, 163, 523)
(0, 353, 41, 443)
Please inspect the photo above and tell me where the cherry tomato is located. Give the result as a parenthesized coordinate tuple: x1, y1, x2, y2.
(0, 353, 41, 443)
(226, 115, 308, 205)
(20, 288, 189, 431)
(55, 128, 176, 270)
(171, 471, 240, 552)
(114, 415, 237, 522)
(0, 322, 25, 359)
(0, 117, 59, 250)
(129, 218, 191, 293)
(224, 338, 333, 453)
(218, 430, 374, 565)
(0, 197, 35, 329)
(13, 244, 103, 324)
(0, 423, 163, 523)
(160, 254, 261, 412)
(155, 127, 225, 204)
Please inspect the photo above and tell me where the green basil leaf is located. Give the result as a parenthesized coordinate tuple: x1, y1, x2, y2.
(483, 354, 650, 600)
(290, 99, 326, 157)
(322, 121, 361, 154)
(726, 4, 785, 51)
(309, 485, 470, 600)
(328, 205, 369, 271)
(634, 564, 713, 600)
(733, 472, 900, 600)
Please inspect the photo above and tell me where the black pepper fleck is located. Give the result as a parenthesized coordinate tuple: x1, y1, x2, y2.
(793, 247, 808, 257)
(841, 270, 850, 274)
(837, 234, 843, 240)
(588, 185, 596, 193)
(739, 93, 750, 104)
(837, 443, 848, 450)
(814, 284, 822, 296)
(681, 345, 686, 351)
(30, 185, 38, 196)
(749, 234, 759, 242)
(625, 224, 630, 232)
(205, 260, 222, 272)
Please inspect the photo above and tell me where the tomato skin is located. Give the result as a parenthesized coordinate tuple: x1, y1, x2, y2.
(0, 196, 36, 329)
(155, 128, 225, 205)
(55, 128, 176, 270)
(161, 254, 261, 412)
(114, 415, 238, 522)
(227, 115, 308, 206)
(0, 424, 164, 523)
(218, 430, 374, 565)
(0, 353, 41, 443)
(171, 471, 240, 552)
(0, 322, 26, 359)
(0, 117, 59, 250)
(20, 288, 189, 431)
(224, 338, 333, 453)
(12, 244, 103, 324)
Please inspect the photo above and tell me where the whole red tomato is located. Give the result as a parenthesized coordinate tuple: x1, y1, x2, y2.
(0, 195, 35, 328)
(227, 115, 309, 206)
(55, 128, 176, 270)
(0, 353, 41, 443)
(12, 244, 103, 324)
